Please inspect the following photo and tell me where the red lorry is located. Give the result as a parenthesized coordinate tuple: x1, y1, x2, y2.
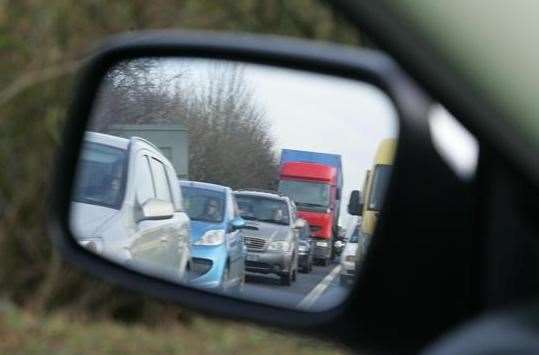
(278, 149, 343, 266)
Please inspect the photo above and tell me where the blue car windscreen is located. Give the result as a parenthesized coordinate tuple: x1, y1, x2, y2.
(181, 186, 226, 223)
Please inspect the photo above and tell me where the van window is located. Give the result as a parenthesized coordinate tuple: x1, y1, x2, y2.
(150, 158, 172, 202)
(136, 155, 155, 204)
(368, 164, 392, 211)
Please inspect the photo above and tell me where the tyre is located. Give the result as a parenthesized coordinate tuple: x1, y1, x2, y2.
(321, 258, 329, 267)
(280, 272, 291, 286)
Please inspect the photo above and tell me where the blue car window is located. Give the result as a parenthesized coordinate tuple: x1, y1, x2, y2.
(181, 186, 225, 223)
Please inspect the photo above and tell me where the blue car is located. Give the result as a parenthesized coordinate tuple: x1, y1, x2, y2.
(179, 180, 248, 292)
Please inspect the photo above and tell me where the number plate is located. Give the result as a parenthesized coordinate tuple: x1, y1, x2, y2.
(316, 241, 328, 247)
(246, 254, 259, 261)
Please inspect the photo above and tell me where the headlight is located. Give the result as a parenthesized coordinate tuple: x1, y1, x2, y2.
(298, 245, 308, 252)
(268, 240, 290, 252)
(79, 238, 104, 253)
(194, 230, 225, 246)
(345, 254, 356, 262)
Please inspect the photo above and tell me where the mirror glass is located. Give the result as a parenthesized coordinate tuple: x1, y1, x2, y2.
(69, 58, 398, 311)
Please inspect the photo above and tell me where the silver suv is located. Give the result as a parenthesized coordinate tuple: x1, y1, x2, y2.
(233, 190, 304, 286)
(70, 131, 192, 283)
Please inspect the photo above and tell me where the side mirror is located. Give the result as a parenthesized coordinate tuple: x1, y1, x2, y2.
(55, 31, 418, 343)
(294, 218, 307, 229)
(138, 199, 174, 221)
(348, 190, 363, 216)
(230, 217, 258, 231)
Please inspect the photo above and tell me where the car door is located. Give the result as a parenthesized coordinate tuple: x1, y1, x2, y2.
(163, 162, 191, 281)
(147, 155, 183, 280)
(227, 192, 244, 281)
(289, 202, 300, 254)
(128, 151, 169, 277)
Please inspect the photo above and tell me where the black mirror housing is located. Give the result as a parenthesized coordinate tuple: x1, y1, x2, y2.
(48, 30, 447, 354)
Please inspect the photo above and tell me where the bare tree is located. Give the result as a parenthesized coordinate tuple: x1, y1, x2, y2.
(178, 62, 278, 189)
(89, 59, 278, 190)
(90, 58, 189, 131)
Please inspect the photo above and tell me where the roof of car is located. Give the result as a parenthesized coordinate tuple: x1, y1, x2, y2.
(178, 180, 229, 193)
(84, 131, 163, 155)
(84, 131, 129, 150)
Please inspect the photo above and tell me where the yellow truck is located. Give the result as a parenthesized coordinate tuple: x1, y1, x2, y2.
(347, 138, 396, 262)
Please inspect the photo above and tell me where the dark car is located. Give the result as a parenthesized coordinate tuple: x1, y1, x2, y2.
(297, 219, 314, 273)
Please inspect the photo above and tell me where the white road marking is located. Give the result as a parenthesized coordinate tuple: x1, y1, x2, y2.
(297, 265, 341, 310)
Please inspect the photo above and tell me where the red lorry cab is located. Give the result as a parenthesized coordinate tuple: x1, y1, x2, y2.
(278, 161, 337, 240)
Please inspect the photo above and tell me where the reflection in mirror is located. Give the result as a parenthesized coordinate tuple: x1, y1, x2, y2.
(70, 58, 398, 311)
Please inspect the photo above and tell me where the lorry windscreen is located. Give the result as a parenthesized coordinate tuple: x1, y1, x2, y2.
(368, 164, 392, 211)
(277, 180, 330, 209)
(72, 142, 127, 209)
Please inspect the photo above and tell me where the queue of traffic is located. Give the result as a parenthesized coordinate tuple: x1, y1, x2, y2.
(70, 130, 395, 295)
(70, 131, 341, 293)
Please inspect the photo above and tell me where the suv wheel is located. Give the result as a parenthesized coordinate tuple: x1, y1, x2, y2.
(280, 271, 292, 286)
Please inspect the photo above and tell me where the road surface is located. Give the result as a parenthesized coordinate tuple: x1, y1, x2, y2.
(238, 259, 350, 311)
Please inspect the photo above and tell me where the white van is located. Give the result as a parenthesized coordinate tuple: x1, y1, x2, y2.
(70, 131, 191, 282)
(340, 217, 362, 286)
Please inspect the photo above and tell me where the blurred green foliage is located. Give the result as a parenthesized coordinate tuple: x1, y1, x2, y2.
(0, 0, 360, 321)
(0, 300, 348, 354)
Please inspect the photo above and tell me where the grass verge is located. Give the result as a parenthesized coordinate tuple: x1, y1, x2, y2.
(0, 301, 348, 355)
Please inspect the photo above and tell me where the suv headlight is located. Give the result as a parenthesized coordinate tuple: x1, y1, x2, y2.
(268, 240, 290, 252)
(78, 238, 104, 254)
(194, 230, 225, 246)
